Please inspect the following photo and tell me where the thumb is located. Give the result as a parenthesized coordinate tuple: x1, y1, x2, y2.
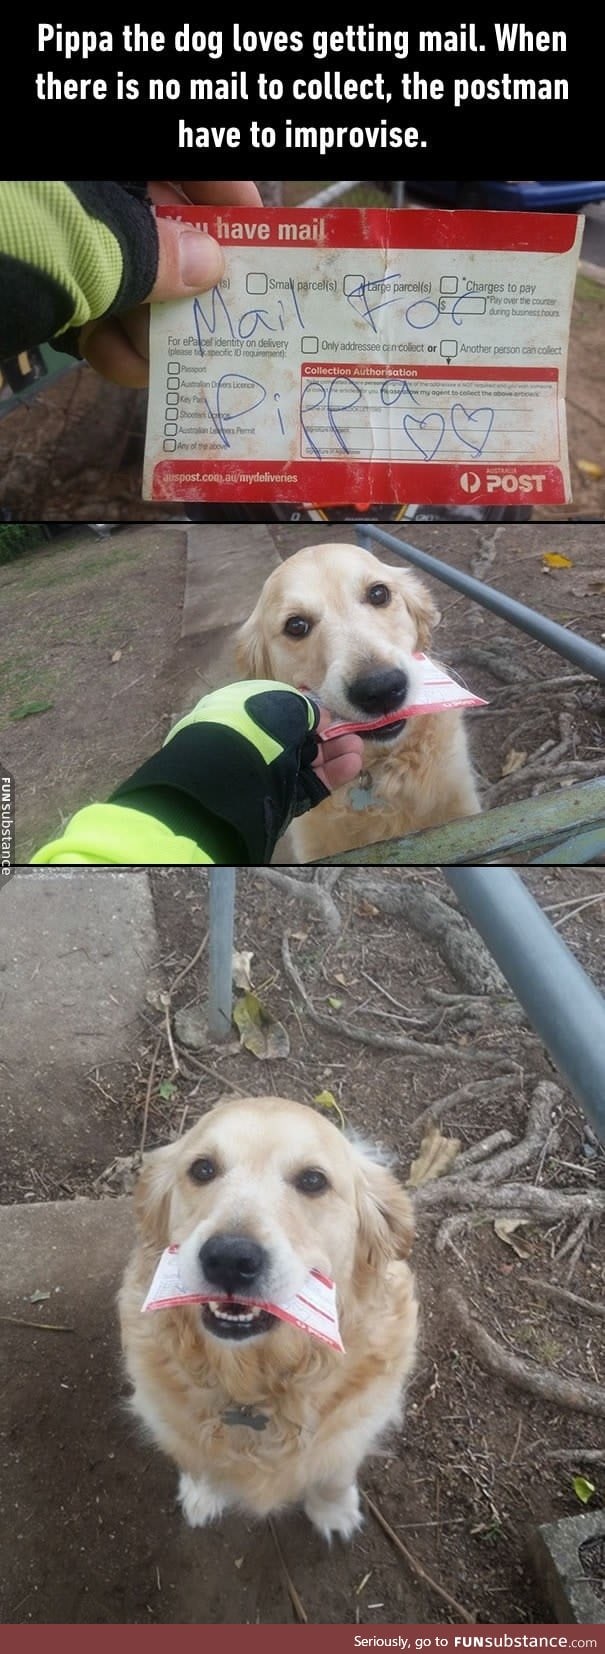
(149, 218, 224, 301)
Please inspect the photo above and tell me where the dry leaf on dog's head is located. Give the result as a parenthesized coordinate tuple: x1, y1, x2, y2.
(407, 1128, 461, 1187)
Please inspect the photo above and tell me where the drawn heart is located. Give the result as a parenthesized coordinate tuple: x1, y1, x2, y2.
(402, 413, 445, 461)
(451, 402, 495, 457)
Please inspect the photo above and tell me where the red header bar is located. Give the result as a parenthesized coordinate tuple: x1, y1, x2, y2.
(156, 206, 579, 255)
(300, 365, 559, 382)
(151, 459, 568, 506)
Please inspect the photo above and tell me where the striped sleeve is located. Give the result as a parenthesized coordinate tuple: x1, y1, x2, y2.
(0, 180, 158, 357)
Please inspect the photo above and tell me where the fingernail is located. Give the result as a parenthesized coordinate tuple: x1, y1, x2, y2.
(179, 231, 223, 289)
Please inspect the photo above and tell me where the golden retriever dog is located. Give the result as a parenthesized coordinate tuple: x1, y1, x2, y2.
(119, 1097, 417, 1540)
(236, 542, 480, 861)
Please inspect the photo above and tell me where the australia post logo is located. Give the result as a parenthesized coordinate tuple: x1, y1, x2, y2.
(460, 470, 547, 495)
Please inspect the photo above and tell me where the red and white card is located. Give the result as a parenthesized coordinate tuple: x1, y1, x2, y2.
(141, 1245, 344, 1353)
(144, 206, 581, 506)
(321, 652, 488, 738)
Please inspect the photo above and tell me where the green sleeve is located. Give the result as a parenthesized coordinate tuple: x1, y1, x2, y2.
(0, 181, 158, 357)
(30, 802, 218, 866)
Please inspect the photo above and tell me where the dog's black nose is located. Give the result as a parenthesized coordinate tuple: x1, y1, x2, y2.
(199, 1234, 266, 1295)
(347, 666, 408, 716)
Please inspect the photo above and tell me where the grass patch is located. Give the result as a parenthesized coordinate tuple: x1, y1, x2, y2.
(575, 273, 605, 304)
(10, 700, 55, 721)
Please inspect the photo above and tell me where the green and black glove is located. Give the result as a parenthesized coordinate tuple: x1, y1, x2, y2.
(32, 682, 327, 866)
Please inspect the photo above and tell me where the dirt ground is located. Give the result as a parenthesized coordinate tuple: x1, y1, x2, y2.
(1, 867, 604, 1625)
(2, 521, 603, 862)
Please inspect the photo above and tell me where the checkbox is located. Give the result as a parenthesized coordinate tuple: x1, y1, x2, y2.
(440, 276, 458, 294)
(164, 422, 178, 436)
(246, 272, 268, 295)
(440, 339, 458, 358)
(343, 273, 363, 295)
(166, 391, 179, 405)
(167, 376, 180, 390)
(168, 361, 181, 373)
(163, 439, 177, 452)
(301, 336, 319, 354)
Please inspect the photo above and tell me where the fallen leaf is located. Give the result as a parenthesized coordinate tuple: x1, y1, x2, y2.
(10, 700, 54, 720)
(233, 993, 290, 1060)
(327, 997, 343, 1011)
(493, 1217, 531, 1258)
(29, 1290, 51, 1303)
(232, 949, 253, 992)
(572, 1475, 596, 1505)
(576, 459, 604, 480)
(357, 900, 380, 918)
(501, 748, 527, 777)
(542, 553, 573, 569)
(158, 1080, 176, 1102)
(407, 1128, 461, 1187)
(111, 649, 122, 664)
(313, 1089, 346, 1130)
(234, 1558, 244, 1570)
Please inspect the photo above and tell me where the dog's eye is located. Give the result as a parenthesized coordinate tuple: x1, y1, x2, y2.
(284, 616, 311, 639)
(188, 1157, 217, 1184)
(294, 1167, 330, 1196)
(366, 583, 391, 606)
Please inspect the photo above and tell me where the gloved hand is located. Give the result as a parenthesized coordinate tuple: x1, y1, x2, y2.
(111, 681, 363, 864)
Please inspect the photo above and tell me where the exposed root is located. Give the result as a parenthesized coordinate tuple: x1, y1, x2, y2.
(468, 1082, 563, 1184)
(448, 1288, 605, 1417)
(411, 1077, 521, 1133)
(524, 1279, 605, 1321)
(415, 1178, 604, 1224)
(350, 875, 506, 995)
(282, 935, 516, 1069)
(454, 1130, 515, 1172)
(258, 869, 342, 936)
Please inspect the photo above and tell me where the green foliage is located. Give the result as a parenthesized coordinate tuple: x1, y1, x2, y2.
(0, 524, 46, 565)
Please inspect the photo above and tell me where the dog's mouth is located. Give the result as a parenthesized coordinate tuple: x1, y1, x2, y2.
(361, 717, 409, 743)
(201, 1300, 278, 1341)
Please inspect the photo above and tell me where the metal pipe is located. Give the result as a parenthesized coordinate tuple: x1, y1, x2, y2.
(303, 181, 362, 208)
(207, 869, 236, 1041)
(445, 867, 605, 1142)
(356, 524, 605, 681)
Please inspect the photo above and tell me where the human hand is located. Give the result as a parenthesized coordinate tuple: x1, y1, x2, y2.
(79, 179, 261, 386)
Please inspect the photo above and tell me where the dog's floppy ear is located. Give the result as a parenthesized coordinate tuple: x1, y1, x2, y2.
(235, 603, 270, 678)
(134, 1143, 177, 1252)
(354, 1151, 414, 1275)
(395, 569, 441, 650)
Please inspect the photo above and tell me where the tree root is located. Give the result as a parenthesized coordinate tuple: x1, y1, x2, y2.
(524, 1279, 605, 1321)
(448, 1287, 605, 1417)
(348, 874, 507, 996)
(467, 1082, 563, 1184)
(454, 1130, 515, 1172)
(258, 869, 342, 936)
(416, 1177, 604, 1223)
(411, 1077, 521, 1133)
(485, 757, 604, 809)
(282, 935, 516, 1069)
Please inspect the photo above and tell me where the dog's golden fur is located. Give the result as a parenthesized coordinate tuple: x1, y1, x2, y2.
(119, 1097, 417, 1538)
(235, 541, 480, 861)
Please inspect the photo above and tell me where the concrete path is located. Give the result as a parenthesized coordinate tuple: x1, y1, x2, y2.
(0, 870, 158, 1188)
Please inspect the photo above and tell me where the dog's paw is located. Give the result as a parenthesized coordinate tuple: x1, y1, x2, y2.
(178, 1472, 226, 1528)
(304, 1482, 362, 1542)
